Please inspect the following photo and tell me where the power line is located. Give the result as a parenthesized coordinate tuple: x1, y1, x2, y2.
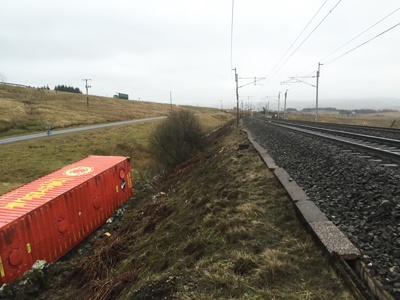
(265, 0, 343, 83)
(264, 0, 328, 81)
(323, 21, 400, 65)
(252, 0, 342, 100)
(297, 6, 400, 75)
(321, 7, 400, 63)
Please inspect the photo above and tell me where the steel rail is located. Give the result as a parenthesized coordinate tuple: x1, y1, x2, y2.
(271, 118, 400, 135)
(271, 120, 400, 146)
(256, 119, 400, 164)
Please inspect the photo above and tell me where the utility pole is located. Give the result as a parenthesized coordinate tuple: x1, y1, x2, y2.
(220, 99, 223, 110)
(233, 68, 239, 126)
(82, 79, 91, 107)
(315, 62, 322, 122)
(170, 91, 173, 110)
(278, 92, 281, 119)
(284, 89, 288, 119)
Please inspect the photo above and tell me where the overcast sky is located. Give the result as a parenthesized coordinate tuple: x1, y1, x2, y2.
(1, 0, 399, 110)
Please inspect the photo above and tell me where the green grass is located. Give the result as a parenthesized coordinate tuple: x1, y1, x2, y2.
(0, 114, 233, 195)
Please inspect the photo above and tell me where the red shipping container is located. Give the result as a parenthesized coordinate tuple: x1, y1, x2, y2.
(0, 155, 133, 285)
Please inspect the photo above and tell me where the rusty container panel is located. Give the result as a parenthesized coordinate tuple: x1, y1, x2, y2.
(0, 155, 133, 285)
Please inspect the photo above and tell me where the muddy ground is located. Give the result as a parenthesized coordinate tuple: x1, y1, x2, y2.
(0, 122, 356, 300)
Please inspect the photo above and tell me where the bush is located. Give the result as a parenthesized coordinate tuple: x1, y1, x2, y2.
(150, 110, 205, 167)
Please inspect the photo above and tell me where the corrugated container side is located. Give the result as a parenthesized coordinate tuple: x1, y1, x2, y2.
(0, 156, 133, 284)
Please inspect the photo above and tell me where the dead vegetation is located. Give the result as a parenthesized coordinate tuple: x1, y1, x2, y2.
(73, 235, 131, 287)
(149, 110, 205, 167)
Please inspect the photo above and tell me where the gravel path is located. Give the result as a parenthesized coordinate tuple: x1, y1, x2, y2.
(243, 116, 400, 299)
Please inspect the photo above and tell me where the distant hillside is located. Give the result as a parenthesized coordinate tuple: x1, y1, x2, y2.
(0, 83, 219, 137)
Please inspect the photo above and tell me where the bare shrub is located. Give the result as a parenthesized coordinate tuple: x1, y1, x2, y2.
(149, 110, 205, 167)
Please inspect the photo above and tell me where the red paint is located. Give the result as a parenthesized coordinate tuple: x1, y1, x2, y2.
(0, 156, 133, 284)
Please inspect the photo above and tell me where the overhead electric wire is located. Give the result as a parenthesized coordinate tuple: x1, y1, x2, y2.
(264, 0, 343, 83)
(323, 21, 400, 65)
(263, 0, 329, 81)
(321, 7, 400, 63)
(296, 6, 400, 76)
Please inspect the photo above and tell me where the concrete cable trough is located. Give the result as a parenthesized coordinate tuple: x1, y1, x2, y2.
(243, 125, 394, 300)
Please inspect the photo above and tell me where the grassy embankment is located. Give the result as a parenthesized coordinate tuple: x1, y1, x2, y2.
(0, 84, 233, 195)
(0, 83, 221, 136)
(34, 123, 355, 300)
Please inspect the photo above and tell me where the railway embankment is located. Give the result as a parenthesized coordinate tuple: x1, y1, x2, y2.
(0, 122, 356, 300)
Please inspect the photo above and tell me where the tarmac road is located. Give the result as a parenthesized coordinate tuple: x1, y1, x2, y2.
(0, 116, 166, 145)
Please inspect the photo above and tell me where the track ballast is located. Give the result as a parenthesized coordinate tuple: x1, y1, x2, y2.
(244, 116, 400, 299)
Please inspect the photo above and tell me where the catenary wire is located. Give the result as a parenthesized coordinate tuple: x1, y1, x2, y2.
(263, 0, 329, 81)
(252, 0, 342, 99)
(295, 6, 400, 76)
(323, 21, 400, 65)
(264, 0, 343, 83)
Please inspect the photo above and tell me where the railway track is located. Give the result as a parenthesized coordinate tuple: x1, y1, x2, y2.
(256, 118, 400, 165)
(271, 119, 400, 140)
(244, 116, 400, 299)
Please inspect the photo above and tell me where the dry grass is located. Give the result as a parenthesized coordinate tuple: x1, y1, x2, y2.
(73, 235, 130, 286)
(287, 110, 400, 127)
(65, 225, 141, 300)
(236, 202, 265, 216)
(111, 124, 355, 299)
(0, 121, 158, 195)
(0, 85, 357, 298)
(0, 83, 231, 136)
(0, 84, 234, 195)
(17, 122, 357, 300)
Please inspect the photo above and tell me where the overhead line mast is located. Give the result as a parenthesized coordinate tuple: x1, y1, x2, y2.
(233, 68, 239, 126)
(315, 63, 322, 122)
(82, 78, 91, 107)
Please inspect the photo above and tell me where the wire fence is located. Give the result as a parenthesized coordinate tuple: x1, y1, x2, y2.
(0, 81, 31, 88)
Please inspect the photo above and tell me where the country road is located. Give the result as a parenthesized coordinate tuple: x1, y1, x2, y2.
(0, 116, 167, 145)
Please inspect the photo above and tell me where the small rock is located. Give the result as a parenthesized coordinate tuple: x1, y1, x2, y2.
(31, 260, 47, 270)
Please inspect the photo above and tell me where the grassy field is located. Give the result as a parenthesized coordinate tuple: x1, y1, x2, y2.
(0, 113, 233, 196)
(0, 84, 234, 195)
(286, 110, 400, 127)
(0, 83, 222, 137)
